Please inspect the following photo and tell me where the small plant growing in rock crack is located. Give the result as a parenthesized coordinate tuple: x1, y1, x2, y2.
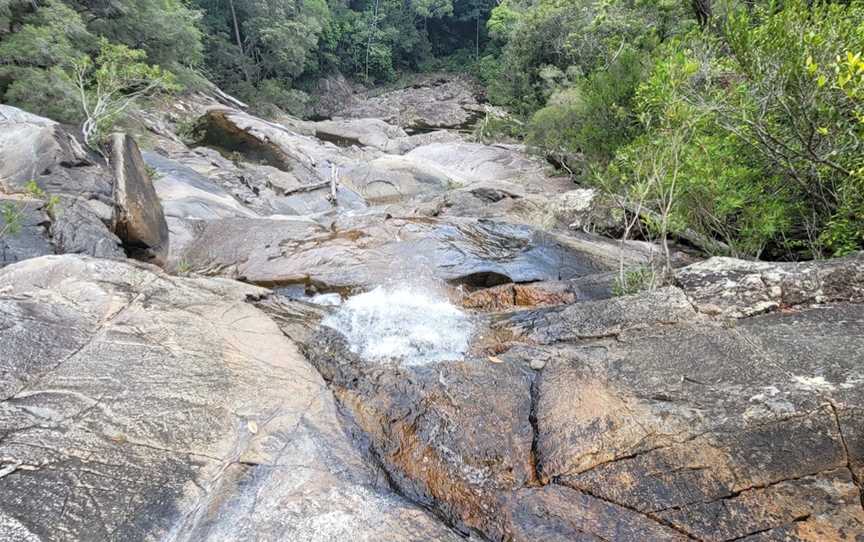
(144, 165, 161, 181)
(176, 259, 192, 275)
(0, 181, 59, 240)
(175, 116, 203, 145)
(71, 39, 179, 150)
(612, 265, 658, 297)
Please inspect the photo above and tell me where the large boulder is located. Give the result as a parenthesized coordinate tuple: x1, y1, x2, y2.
(173, 213, 616, 289)
(310, 73, 361, 119)
(108, 133, 170, 265)
(0, 255, 463, 541)
(0, 106, 125, 266)
(335, 74, 486, 132)
(0, 106, 112, 203)
(194, 108, 338, 184)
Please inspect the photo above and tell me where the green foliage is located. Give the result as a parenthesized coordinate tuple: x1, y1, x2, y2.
(527, 47, 645, 168)
(474, 112, 524, 142)
(87, 0, 203, 72)
(710, 1, 864, 255)
(488, 0, 693, 113)
(3, 66, 82, 124)
(612, 266, 657, 297)
(0, 181, 59, 240)
(72, 39, 178, 147)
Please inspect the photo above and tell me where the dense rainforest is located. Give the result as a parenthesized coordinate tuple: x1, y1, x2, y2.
(1, 0, 863, 259)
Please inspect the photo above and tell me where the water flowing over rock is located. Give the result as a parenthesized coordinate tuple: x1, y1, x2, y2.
(322, 286, 473, 365)
(0, 255, 464, 542)
(2, 91, 863, 542)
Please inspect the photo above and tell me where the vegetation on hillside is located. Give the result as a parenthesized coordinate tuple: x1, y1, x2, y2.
(483, 0, 864, 260)
(1, 0, 862, 258)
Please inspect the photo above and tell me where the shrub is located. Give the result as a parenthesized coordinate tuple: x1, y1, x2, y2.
(526, 47, 646, 171)
(71, 39, 179, 149)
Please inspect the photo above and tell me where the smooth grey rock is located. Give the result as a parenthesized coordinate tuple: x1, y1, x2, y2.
(143, 152, 257, 221)
(0, 255, 463, 542)
(0, 105, 113, 204)
(335, 74, 485, 132)
(310, 118, 408, 151)
(108, 133, 170, 266)
(174, 214, 613, 288)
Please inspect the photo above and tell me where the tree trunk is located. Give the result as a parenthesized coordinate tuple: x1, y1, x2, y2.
(475, 11, 480, 61)
(691, 0, 712, 27)
(228, 0, 242, 50)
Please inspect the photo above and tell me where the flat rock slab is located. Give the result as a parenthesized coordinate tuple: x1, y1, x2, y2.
(335, 74, 485, 132)
(0, 255, 462, 541)
(174, 214, 614, 289)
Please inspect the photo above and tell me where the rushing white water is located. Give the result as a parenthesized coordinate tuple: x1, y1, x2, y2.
(321, 285, 473, 365)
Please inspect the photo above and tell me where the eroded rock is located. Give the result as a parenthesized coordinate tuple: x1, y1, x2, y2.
(0, 255, 463, 541)
(174, 213, 613, 288)
(336, 74, 486, 132)
(259, 295, 536, 540)
(677, 254, 864, 318)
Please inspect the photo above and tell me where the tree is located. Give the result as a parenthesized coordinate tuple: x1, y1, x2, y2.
(71, 39, 177, 149)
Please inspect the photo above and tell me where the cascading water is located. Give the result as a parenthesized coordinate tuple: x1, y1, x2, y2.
(322, 285, 473, 365)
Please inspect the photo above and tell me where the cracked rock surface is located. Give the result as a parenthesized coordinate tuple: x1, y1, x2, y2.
(256, 255, 864, 542)
(3, 89, 863, 541)
(0, 255, 463, 541)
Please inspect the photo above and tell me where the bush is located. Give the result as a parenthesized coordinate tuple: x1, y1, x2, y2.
(526, 47, 645, 171)
(2, 67, 82, 124)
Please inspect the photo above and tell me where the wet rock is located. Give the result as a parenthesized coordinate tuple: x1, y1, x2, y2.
(175, 214, 614, 288)
(0, 255, 464, 541)
(677, 254, 864, 317)
(108, 133, 170, 265)
(462, 282, 577, 311)
(462, 272, 619, 312)
(336, 74, 486, 132)
(504, 485, 688, 541)
(258, 296, 536, 540)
